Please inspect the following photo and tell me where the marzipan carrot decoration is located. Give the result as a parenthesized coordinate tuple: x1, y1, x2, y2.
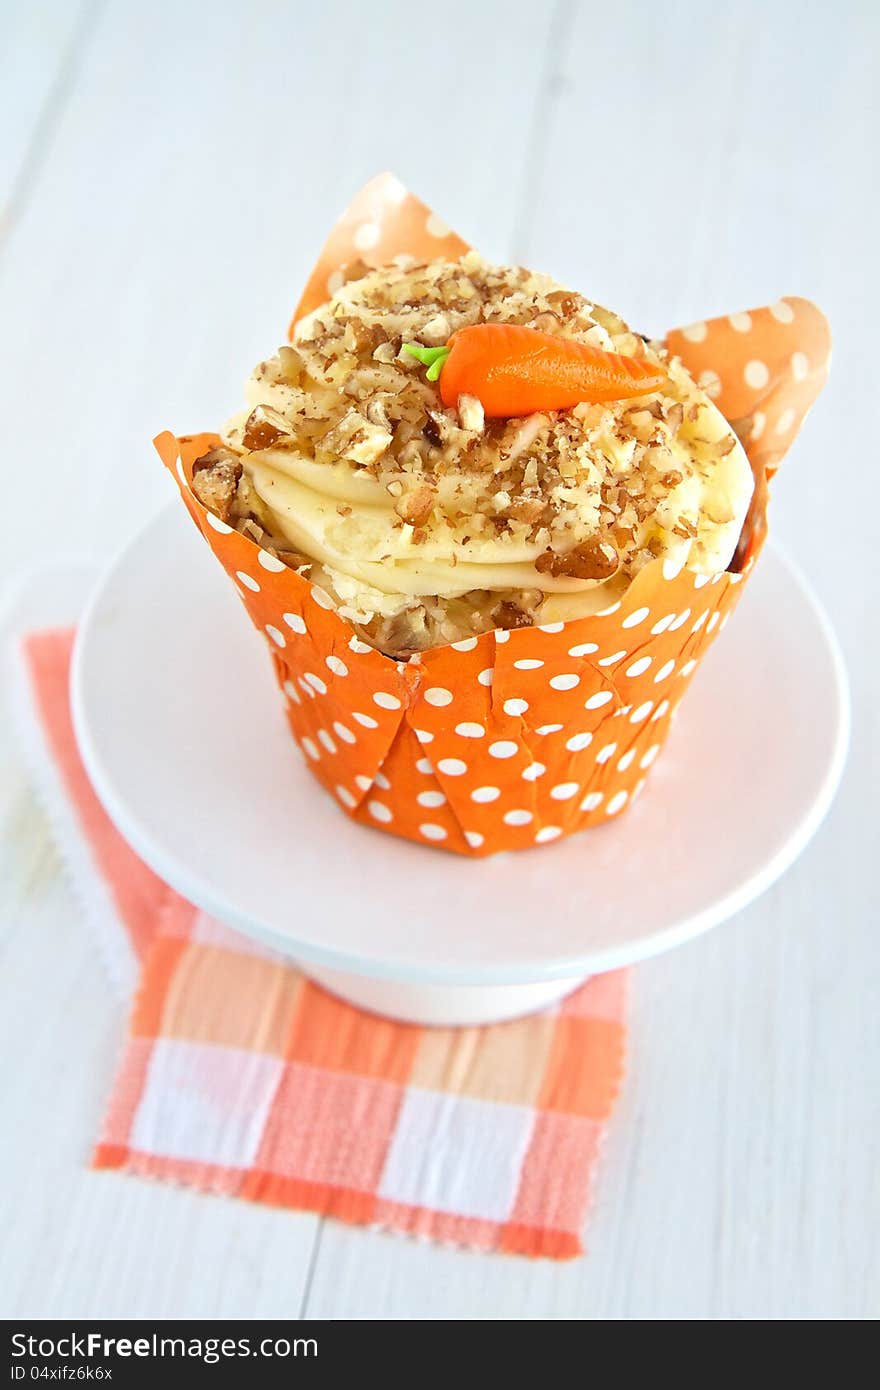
(403, 323, 666, 417)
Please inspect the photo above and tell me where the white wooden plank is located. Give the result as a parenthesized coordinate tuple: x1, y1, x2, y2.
(0, 0, 95, 230)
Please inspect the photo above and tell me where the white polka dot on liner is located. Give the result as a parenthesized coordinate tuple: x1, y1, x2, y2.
(471, 785, 500, 803)
(652, 700, 671, 722)
(416, 757, 433, 775)
(536, 723, 563, 735)
(744, 359, 769, 390)
(606, 791, 629, 816)
(418, 790, 446, 809)
(503, 698, 529, 717)
(373, 771, 391, 790)
(654, 659, 676, 683)
(336, 785, 356, 808)
(569, 641, 599, 657)
(373, 691, 401, 710)
(326, 270, 345, 295)
(640, 745, 661, 769)
(304, 672, 327, 696)
(205, 512, 232, 535)
(751, 411, 766, 441)
(368, 800, 392, 823)
(522, 762, 546, 781)
(585, 691, 613, 710)
(425, 686, 453, 707)
(595, 743, 617, 765)
(283, 680, 300, 705)
(494, 631, 510, 644)
(283, 612, 307, 635)
(489, 741, 518, 759)
(598, 650, 627, 667)
(352, 711, 379, 729)
(770, 300, 795, 323)
(437, 757, 467, 776)
(455, 722, 485, 738)
(301, 738, 319, 761)
(622, 606, 651, 630)
(651, 613, 676, 635)
(325, 655, 348, 677)
(355, 775, 372, 792)
(669, 608, 692, 631)
(465, 831, 484, 849)
(597, 600, 622, 617)
(265, 625, 286, 648)
(729, 311, 752, 332)
(566, 732, 593, 752)
(477, 668, 494, 687)
(420, 823, 447, 842)
(775, 407, 796, 435)
(451, 636, 478, 651)
(535, 826, 562, 844)
(662, 554, 686, 581)
(550, 782, 579, 801)
(349, 636, 372, 654)
(618, 749, 636, 772)
(706, 612, 721, 633)
(791, 351, 809, 382)
(580, 791, 603, 812)
(257, 549, 286, 572)
(353, 221, 380, 251)
(504, 809, 533, 827)
(236, 571, 260, 592)
(625, 656, 652, 678)
(539, 622, 565, 633)
(311, 588, 335, 611)
(694, 574, 711, 589)
(415, 729, 434, 744)
(298, 677, 316, 700)
(630, 702, 654, 723)
(681, 320, 707, 342)
(333, 721, 356, 744)
(549, 673, 579, 691)
(691, 611, 709, 633)
(698, 369, 721, 399)
(426, 212, 451, 238)
(514, 659, 543, 671)
(318, 729, 337, 755)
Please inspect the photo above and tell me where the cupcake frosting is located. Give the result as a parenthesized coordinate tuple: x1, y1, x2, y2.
(208, 255, 753, 651)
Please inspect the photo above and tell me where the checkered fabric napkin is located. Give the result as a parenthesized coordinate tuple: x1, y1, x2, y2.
(17, 625, 627, 1259)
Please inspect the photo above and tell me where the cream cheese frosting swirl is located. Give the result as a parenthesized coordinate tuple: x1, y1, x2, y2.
(210, 255, 753, 652)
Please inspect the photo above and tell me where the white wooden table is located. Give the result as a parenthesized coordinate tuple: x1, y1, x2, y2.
(1, 0, 877, 1319)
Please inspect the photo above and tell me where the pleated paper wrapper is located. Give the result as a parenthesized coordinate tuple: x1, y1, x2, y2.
(154, 174, 830, 857)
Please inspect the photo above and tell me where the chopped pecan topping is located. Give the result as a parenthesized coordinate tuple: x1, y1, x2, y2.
(535, 539, 619, 581)
(394, 484, 436, 528)
(242, 405, 292, 451)
(191, 448, 242, 523)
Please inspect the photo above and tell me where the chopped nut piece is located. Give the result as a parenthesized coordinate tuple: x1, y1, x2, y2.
(394, 485, 436, 528)
(457, 393, 485, 432)
(491, 599, 535, 630)
(535, 539, 619, 581)
(191, 448, 242, 523)
(242, 404, 292, 451)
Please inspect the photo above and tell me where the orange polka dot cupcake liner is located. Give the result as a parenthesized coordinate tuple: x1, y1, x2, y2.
(155, 174, 831, 857)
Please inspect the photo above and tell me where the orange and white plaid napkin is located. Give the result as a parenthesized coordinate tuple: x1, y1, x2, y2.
(14, 623, 627, 1259)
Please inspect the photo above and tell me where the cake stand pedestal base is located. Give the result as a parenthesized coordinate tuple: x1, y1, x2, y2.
(301, 963, 587, 1026)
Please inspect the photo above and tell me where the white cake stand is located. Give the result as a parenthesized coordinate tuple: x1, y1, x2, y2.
(71, 505, 848, 1025)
